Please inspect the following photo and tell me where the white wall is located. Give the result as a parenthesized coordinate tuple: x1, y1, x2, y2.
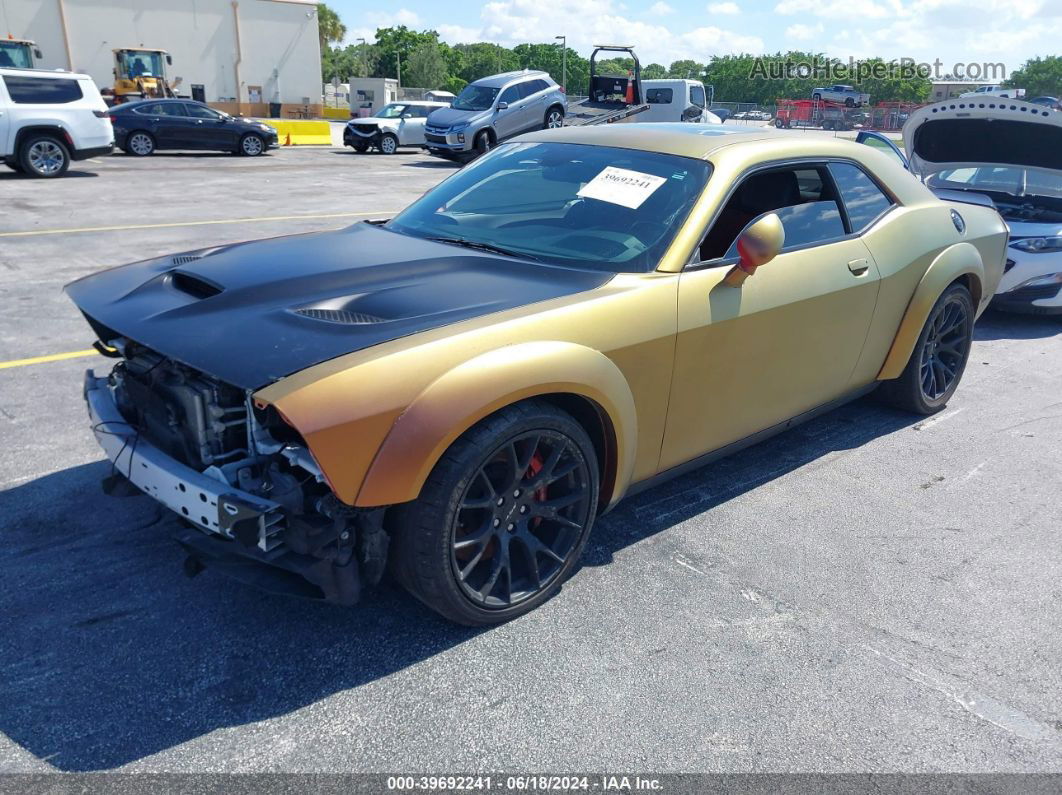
(2, 0, 321, 105)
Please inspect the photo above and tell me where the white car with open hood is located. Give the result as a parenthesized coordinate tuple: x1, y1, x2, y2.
(858, 100, 1062, 315)
(343, 100, 450, 154)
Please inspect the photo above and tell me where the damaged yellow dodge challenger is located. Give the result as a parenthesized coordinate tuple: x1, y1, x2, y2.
(67, 124, 1008, 624)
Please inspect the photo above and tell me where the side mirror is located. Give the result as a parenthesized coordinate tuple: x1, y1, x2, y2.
(166, 54, 173, 65)
(496, 101, 508, 111)
(723, 212, 785, 287)
(35, 48, 43, 59)
(401, 112, 413, 119)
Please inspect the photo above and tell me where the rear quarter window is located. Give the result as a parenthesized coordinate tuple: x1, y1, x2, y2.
(3, 75, 84, 104)
(829, 162, 895, 231)
(646, 88, 673, 104)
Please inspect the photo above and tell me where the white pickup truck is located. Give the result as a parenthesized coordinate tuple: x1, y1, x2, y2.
(958, 85, 1025, 99)
(811, 85, 869, 107)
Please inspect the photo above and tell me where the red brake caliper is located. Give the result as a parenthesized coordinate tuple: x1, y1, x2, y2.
(526, 452, 548, 527)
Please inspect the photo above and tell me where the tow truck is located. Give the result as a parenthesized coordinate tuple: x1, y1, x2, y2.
(565, 45, 649, 126)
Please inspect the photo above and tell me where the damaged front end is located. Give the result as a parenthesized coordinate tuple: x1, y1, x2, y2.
(85, 340, 388, 605)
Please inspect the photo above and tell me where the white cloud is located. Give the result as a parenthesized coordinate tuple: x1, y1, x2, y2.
(648, 1, 675, 14)
(707, 2, 740, 13)
(774, 0, 891, 20)
(434, 0, 762, 64)
(784, 22, 823, 41)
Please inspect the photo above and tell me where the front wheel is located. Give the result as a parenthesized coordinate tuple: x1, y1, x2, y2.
(19, 135, 70, 178)
(240, 133, 265, 156)
(390, 400, 599, 625)
(378, 133, 398, 154)
(877, 282, 974, 414)
(473, 130, 493, 157)
(544, 107, 565, 129)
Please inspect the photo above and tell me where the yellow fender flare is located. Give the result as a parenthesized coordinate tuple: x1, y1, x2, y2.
(355, 341, 638, 508)
(877, 242, 985, 381)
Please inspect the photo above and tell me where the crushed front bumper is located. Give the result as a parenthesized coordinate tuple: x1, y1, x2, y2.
(84, 371, 385, 603)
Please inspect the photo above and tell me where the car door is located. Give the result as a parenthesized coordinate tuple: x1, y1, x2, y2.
(518, 79, 549, 130)
(142, 102, 192, 148)
(397, 105, 429, 145)
(182, 103, 234, 149)
(0, 78, 11, 157)
(492, 84, 525, 140)
(658, 163, 882, 472)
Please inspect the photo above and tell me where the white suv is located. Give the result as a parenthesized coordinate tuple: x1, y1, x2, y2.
(0, 67, 114, 178)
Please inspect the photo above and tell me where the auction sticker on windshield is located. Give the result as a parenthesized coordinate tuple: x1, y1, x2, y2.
(577, 167, 667, 209)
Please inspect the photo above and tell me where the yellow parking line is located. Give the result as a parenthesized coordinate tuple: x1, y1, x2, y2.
(0, 349, 99, 370)
(0, 210, 398, 239)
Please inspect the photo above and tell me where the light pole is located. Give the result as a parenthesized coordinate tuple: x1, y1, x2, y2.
(554, 35, 566, 93)
(356, 37, 366, 78)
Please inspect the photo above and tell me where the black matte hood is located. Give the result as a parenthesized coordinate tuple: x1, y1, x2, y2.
(65, 223, 611, 389)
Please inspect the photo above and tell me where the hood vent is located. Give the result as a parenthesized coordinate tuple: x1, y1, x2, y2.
(170, 270, 223, 299)
(294, 307, 387, 325)
(172, 254, 202, 266)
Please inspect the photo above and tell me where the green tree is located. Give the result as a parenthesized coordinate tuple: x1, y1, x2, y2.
(372, 26, 441, 81)
(642, 63, 667, 79)
(443, 75, 468, 95)
(452, 43, 520, 83)
(1005, 55, 1062, 97)
(668, 60, 704, 79)
(316, 3, 346, 52)
(512, 43, 590, 94)
(404, 43, 449, 89)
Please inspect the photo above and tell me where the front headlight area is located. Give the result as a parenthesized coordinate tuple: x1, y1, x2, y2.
(1009, 271, 1062, 291)
(1010, 236, 1062, 253)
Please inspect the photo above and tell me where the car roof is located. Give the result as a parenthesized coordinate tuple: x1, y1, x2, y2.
(114, 98, 190, 110)
(472, 70, 550, 88)
(388, 100, 448, 106)
(0, 66, 92, 80)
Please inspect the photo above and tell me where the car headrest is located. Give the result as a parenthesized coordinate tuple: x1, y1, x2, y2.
(735, 170, 800, 215)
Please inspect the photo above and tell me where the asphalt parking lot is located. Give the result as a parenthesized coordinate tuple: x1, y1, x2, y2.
(1, 143, 1061, 774)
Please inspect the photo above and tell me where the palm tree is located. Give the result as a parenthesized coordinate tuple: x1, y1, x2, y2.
(317, 3, 346, 52)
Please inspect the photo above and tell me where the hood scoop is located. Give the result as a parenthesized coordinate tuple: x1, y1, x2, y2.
(293, 307, 388, 325)
(169, 270, 224, 299)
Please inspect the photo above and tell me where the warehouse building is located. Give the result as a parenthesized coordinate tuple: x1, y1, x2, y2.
(2, 0, 322, 117)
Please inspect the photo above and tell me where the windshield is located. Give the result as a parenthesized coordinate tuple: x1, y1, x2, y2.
(927, 166, 1062, 200)
(452, 85, 499, 112)
(375, 103, 409, 118)
(119, 51, 165, 79)
(0, 41, 33, 69)
(387, 142, 712, 272)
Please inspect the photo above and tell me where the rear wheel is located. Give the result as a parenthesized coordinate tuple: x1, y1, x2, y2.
(125, 131, 155, 156)
(877, 283, 974, 414)
(239, 133, 265, 156)
(544, 107, 565, 129)
(390, 400, 599, 625)
(19, 135, 70, 178)
(378, 133, 398, 154)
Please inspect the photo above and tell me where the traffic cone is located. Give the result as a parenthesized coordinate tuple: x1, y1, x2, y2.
(625, 71, 634, 104)
(284, 132, 292, 146)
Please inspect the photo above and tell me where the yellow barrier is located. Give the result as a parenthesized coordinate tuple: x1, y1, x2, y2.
(322, 107, 351, 120)
(258, 119, 333, 146)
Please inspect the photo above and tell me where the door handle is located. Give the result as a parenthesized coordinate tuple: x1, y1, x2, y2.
(847, 258, 869, 275)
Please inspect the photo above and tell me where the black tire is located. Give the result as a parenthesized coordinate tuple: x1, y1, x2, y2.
(775, 118, 785, 128)
(19, 134, 70, 178)
(473, 129, 493, 156)
(845, 97, 855, 107)
(378, 133, 399, 154)
(390, 400, 600, 625)
(125, 131, 155, 156)
(544, 106, 565, 129)
(239, 133, 265, 156)
(877, 282, 975, 415)
(353, 143, 369, 153)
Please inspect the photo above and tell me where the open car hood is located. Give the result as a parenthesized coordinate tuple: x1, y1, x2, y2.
(902, 101, 1062, 177)
(64, 223, 611, 390)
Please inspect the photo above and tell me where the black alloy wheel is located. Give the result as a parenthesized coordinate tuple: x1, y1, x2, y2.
(450, 429, 592, 609)
(877, 282, 974, 414)
(390, 401, 599, 625)
(918, 293, 970, 401)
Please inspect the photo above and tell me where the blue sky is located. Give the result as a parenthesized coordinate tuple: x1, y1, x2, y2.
(330, 0, 1057, 79)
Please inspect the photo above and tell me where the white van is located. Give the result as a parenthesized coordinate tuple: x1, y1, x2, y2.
(0, 67, 114, 177)
(640, 79, 720, 123)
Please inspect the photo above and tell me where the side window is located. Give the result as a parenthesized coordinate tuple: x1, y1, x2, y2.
(698, 166, 845, 262)
(646, 88, 673, 104)
(3, 76, 83, 104)
(133, 103, 165, 116)
(184, 104, 221, 120)
(499, 85, 521, 105)
(828, 162, 894, 231)
(158, 103, 186, 117)
(690, 84, 706, 108)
